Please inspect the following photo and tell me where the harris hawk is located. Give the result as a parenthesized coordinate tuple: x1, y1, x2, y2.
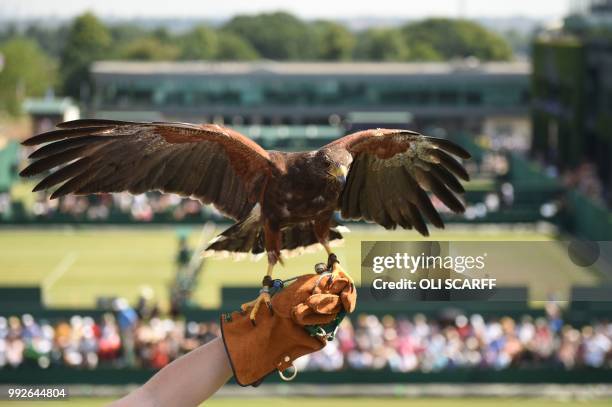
(20, 120, 471, 321)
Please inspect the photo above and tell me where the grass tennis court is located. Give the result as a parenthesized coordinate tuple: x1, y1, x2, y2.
(0, 225, 598, 308)
(1, 397, 611, 407)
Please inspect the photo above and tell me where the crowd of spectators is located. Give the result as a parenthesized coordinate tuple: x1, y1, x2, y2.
(562, 163, 607, 206)
(23, 192, 220, 223)
(537, 156, 609, 208)
(299, 306, 612, 372)
(0, 311, 220, 370)
(1, 303, 610, 372)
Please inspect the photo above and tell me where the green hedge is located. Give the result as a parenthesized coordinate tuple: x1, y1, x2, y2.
(566, 190, 612, 240)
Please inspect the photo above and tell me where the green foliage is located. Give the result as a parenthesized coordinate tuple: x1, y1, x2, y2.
(0, 12, 515, 105)
(22, 25, 68, 58)
(501, 29, 531, 56)
(353, 19, 511, 62)
(0, 24, 67, 59)
(401, 18, 513, 61)
(0, 38, 57, 115)
(215, 32, 259, 60)
(179, 26, 218, 60)
(109, 24, 149, 46)
(60, 12, 111, 98)
(152, 27, 171, 43)
(119, 37, 180, 61)
(313, 21, 355, 61)
(223, 12, 316, 60)
(354, 28, 409, 61)
(409, 42, 443, 61)
(531, 39, 586, 168)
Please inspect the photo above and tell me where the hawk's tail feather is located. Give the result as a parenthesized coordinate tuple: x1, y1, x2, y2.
(203, 215, 346, 260)
(203, 207, 264, 258)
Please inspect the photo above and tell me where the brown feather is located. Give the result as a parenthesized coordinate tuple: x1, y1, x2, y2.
(403, 168, 444, 228)
(333, 127, 469, 236)
(421, 171, 465, 213)
(33, 157, 94, 191)
(21, 121, 273, 220)
(343, 155, 366, 219)
(425, 137, 471, 159)
(51, 168, 100, 199)
(22, 126, 112, 146)
(430, 164, 465, 194)
(407, 203, 429, 236)
(20, 146, 89, 177)
(28, 136, 108, 159)
(429, 149, 470, 181)
(56, 119, 136, 129)
(201, 158, 225, 203)
(378, 170, 404, 226)
(396, 203, 414, 231)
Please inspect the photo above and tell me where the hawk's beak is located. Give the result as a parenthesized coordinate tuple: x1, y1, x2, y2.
(327, 164, 348, 184)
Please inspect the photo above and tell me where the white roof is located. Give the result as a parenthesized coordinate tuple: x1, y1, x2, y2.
(92, 60, 529, 77)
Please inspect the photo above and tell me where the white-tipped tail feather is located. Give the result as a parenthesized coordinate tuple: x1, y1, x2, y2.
(202, 207, 346, 261)
(202, 238, 344, 261)
(334, 225, 351, 234)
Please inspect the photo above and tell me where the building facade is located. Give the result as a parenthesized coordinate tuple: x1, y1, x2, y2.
(532, 2, 612, 200)
(89, 61, 530, 142)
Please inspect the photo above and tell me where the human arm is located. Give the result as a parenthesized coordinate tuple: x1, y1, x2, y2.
(109, 337, 232, 407)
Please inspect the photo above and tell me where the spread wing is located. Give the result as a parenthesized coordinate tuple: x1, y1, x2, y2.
(20, 119, 273, 220)
(327, 128, 471, 236)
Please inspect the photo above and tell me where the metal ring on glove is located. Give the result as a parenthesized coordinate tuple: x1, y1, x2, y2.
(314, 326, 328, 337)
(278, 364, 298, 381)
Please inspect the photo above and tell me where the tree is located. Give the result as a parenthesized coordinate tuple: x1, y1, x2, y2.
(179, 26, 218, 60)
(401, 18, 513, 61)
(0, 38, 57, 115)
(354, 28, 409, 61)
(312, 21, 355, 61)
(501, 29, 531, 57)
(119, 37, 180, 61)
(408, 42, 442, 61)
(109, 24, 149, 48)
(215, 32, 259, 60)
(23, 25, 68, 58)
(223, 12, 316, 60)
(152, 27, 172, 43)
(60, 13, 111, 99)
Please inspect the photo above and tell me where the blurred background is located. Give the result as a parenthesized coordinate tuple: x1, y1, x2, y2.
(0, 0, 611, 405)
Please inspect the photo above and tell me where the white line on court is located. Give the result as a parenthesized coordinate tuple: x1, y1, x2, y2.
(43, 251, 79, 303)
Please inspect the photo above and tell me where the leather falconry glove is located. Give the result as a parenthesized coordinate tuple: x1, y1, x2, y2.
(220, 264, 356, 387)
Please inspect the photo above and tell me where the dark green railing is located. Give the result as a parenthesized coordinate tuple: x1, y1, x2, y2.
(1, 366, 611, 385)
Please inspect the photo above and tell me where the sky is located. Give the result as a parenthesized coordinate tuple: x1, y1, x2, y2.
(2, 0, 570, 21)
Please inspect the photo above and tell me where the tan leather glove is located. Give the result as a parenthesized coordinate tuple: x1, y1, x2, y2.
(220, 272, 356, 386)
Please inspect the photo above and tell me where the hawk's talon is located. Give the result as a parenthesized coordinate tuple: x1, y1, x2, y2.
(327, 253, 339, 269)
(241, 291, 272, 325)
(267, 301, 274, 315)
(327, 258, 355, 289)
(315, 262, 327, 274)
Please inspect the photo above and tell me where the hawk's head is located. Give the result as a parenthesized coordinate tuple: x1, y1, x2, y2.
(326, 162, 348, 184)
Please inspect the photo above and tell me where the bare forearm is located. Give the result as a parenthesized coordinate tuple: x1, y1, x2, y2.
(109, 337, 232, 407)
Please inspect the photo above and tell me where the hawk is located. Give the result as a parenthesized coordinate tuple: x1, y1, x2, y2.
(21, 120, 470, 321)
